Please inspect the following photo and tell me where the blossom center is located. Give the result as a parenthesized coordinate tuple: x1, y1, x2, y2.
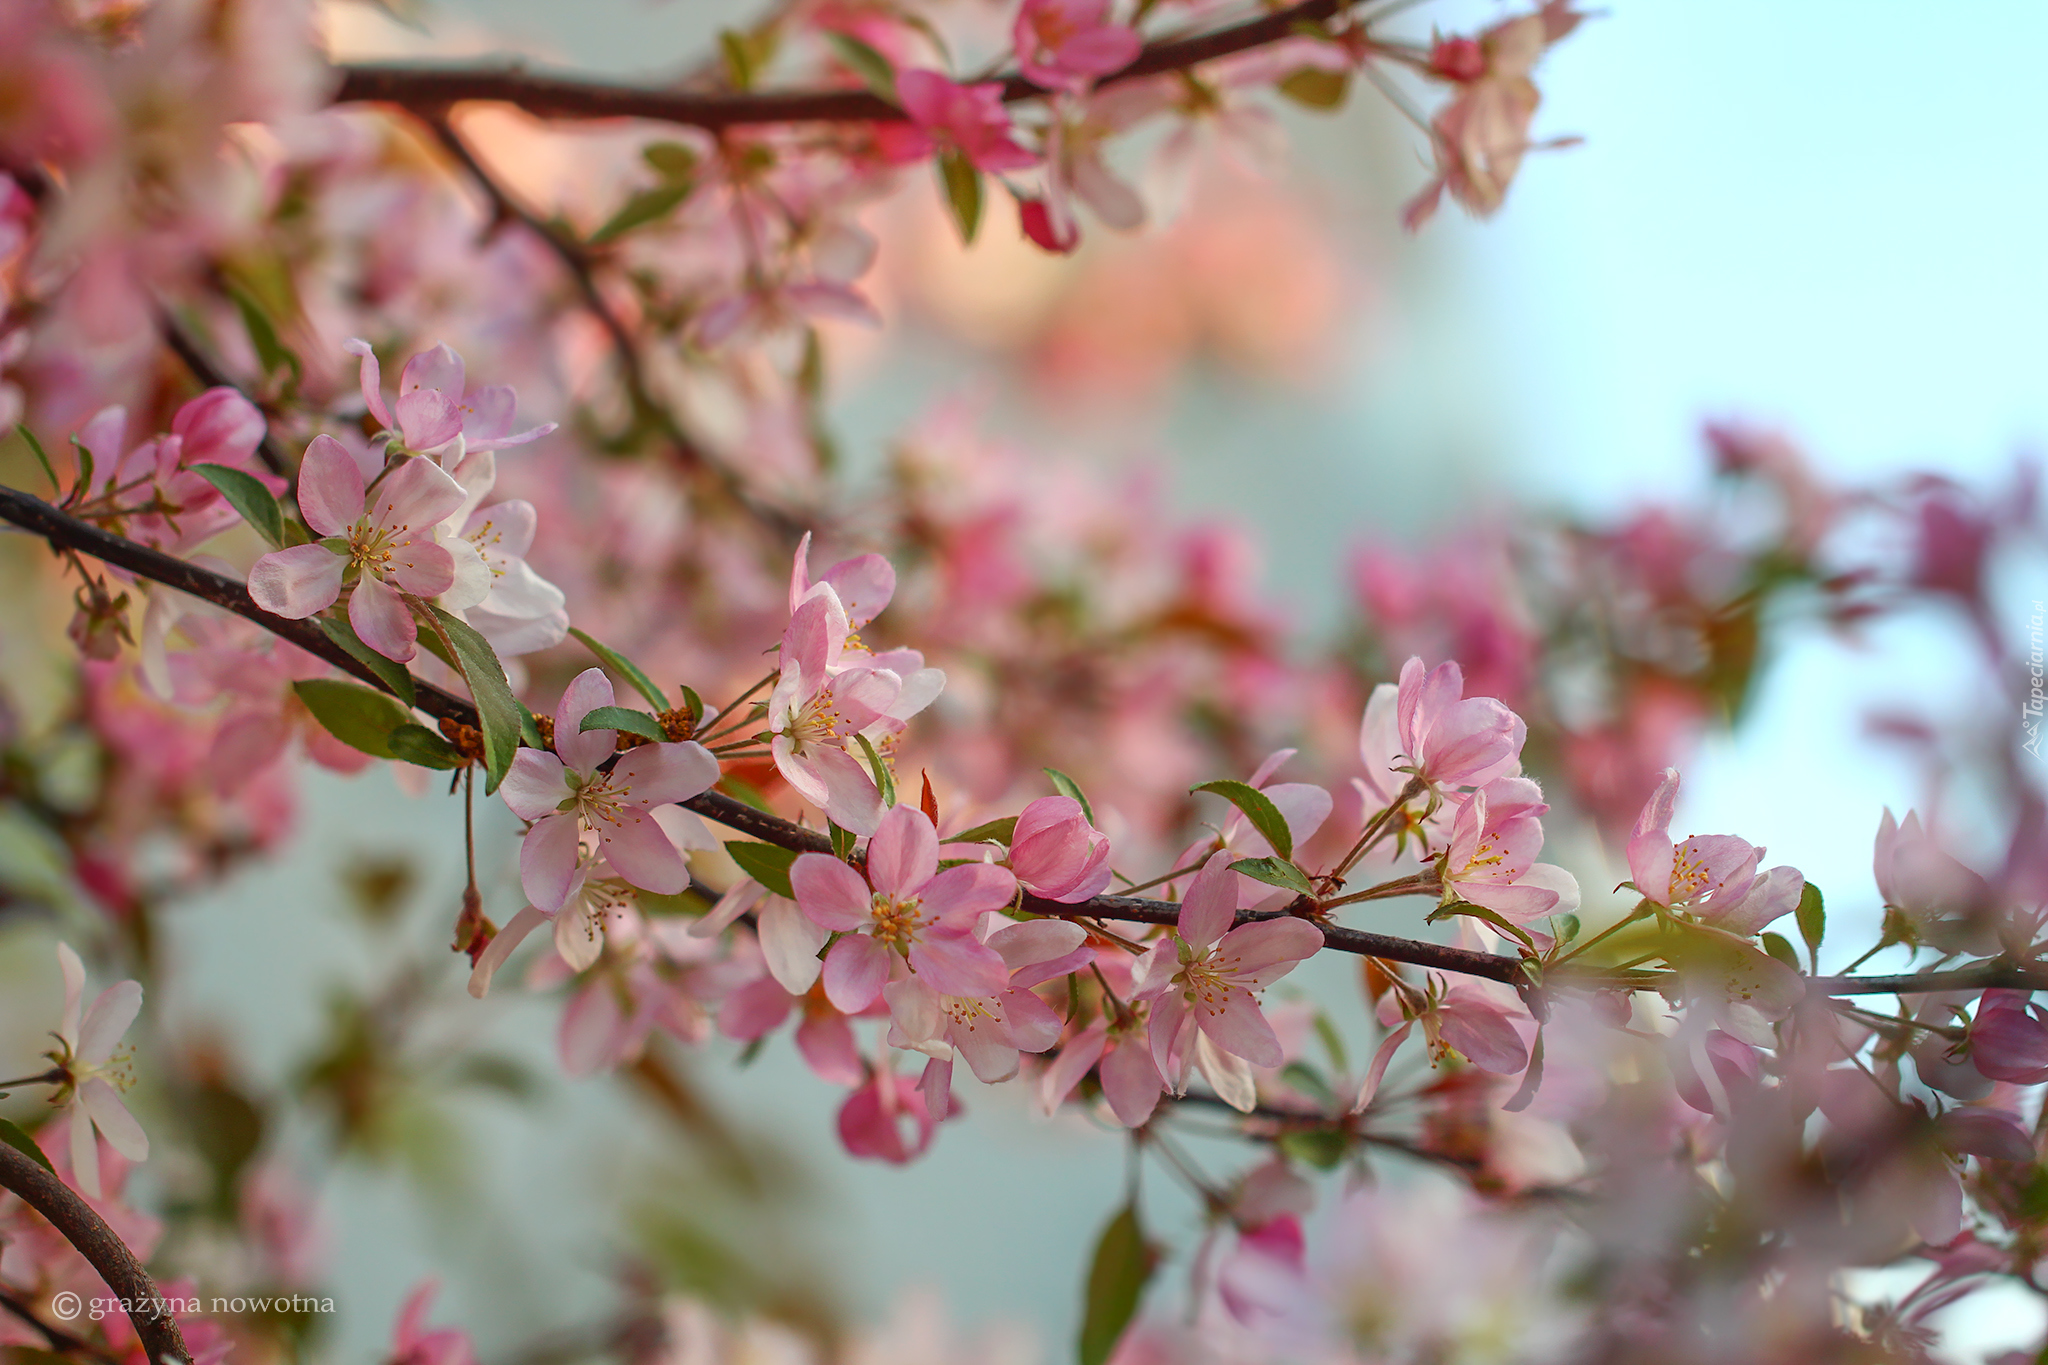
(869, 892, 926, 949)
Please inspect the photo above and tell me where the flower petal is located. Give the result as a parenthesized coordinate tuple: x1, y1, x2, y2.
(78, 980, 141, 1065)
(613, 741, 720, 807)
(790, 853, 873, 931)
(469, 904, 547, 998)
(593, 807, 688, 894)
(296, 434, 364, 537)
(347, 574, 418, 662)
(500, 748, 571, 820)
(518, 812, 583, 913)
(79, 1078, 148, 1161)
(759, 898, 827, 993)
(248, 544, 343, 619)
(553, 668, 616, 774)
(917, 862, 1019, 924)
(908, 929, 1009, 999)
(822, 933, 890, 1012)
(868, 803, 939, 898)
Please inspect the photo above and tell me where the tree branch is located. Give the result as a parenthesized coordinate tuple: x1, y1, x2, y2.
(332, 0, 1349, 128)
(0, 1142, 193, 1365)
(1, 482, 2033, 1005)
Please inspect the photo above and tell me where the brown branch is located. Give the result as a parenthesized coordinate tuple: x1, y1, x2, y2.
(0, 1142, 193, 1365)
(0, 483, 2033, 1005)
(332, 0, 1349, 128)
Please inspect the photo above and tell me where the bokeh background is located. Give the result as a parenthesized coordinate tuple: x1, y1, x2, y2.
(4, 0, 2046, 1360)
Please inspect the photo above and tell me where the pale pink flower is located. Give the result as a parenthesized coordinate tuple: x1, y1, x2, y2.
(499, 669, 720, 912)
(1876, 808, 1997, 951)
(1039, 1014, 1165, 1127)
(1625, 768, 1763, 915)
(1670, 1027, 1763, 1116)
(1438, 776, 1579, 923)
(1013, 0, 1142, 92)
(886, 918, 1089, 1111)
(1136, 851, 1321, 1077)
(768, 586, 907, 835)
(1706, 863, 1806, 938)
(1970, 990, 2048, 1085)
(72, 389, 277, 553)
(1373, 972, 1533, 1079)
(837, 1065, 942, 1164)
(789, 531, 896, 627)
(48, 943, 147, 1200)
(1010, 794, 1113, 902)
(246, 437, 465, 662)
(789, 803, 1017, 1013)
(894, 70, 1039, 173)
(1021, 92, 1147, 253)
(1395, 655, 1527, 791)
(345, 339, 555, 456)
(387, 1279, 475, 1365)
(688, 877, 828, 992)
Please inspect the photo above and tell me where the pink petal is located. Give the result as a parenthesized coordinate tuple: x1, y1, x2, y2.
(1101, 1036, 1163, 1127)
(917, 862, 1018, 924)
(718, 975, 794, 1041)
(867, 802, 939, 898)
(894, 68, 956, 128)
(796, 1011, 863, 1086)
(1214, 918, 1322, 983)
(811, 745, 887, 836)
(593, 807, 688, 894)
(348, 575, 418, 662)
(758, 898, 827, 993)
(613, 741, 720, 807)
(908, 928, 1009, 998)
(57, 943, 83, 1044)
(957, 1034, 1021, 1084)
(518, 812, 583, 913)
(248, 544, 343, 619)
(1039, 1021, 1107, 1115)
(344, 338, 393, 429)
(1178, 850, 1240, 951)
(987, 918, 1087, 973)
(1354, 1021, 1413, 1111)
(553, 668, 617, 774)
(1056, 25, 1141, 75)
(399, 342, 465, 400)
(370, 455, 466, 536)
(469, 904, 547, 998)
(822, 933, 890, 1012)
(296, 434, 364, 537)
(70, 1103, 101, 1198)
(499, 748, 571, 820)
(997, 987, 1063, 1052)
(78, 981, 141, 1065)
(1439, 1005, 1529, 1074)
(79, 1078, 147, 1161)
(1196, 987, 1284, 1068)
(791, 853, 873, 931)
(395, 390, 462, 451)
(385, 539, 456, 598)
(819, 553, 896, 628)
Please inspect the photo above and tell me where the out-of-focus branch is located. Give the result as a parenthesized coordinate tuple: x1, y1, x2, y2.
(332, 0, 1352, 128)
(2, 486, 2040, 1004)
(0, 1142, 193, 1365)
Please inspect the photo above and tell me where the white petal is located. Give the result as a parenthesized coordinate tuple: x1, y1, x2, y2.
(78, 981, 142, 1066)
(79, 1079, 147, 1161)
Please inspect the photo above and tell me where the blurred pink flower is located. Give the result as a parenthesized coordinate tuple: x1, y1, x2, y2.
(895, 70, 1039, 173)
(1013, 0, 1142, 92)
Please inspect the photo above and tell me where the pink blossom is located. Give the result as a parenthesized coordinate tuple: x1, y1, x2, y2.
(1039, 1015, 1165, 1127)
(1010, 794, 1113, 902)
(790, 803, 1017, 1013)
(1625, 768, 1764, 915)
(71, 389, 277, 553)
(1136, 851, 1321, 1077)
(1395, 656, 1527, 791)
(50, 943, 148, 1199)
(345, 339, 555, 456)
(499, 669, 720, 912)
(1670, 1027, 1763, 1116)
(387, 1279, 475, 1365)
(768, 585, 916, 835)
(837, 1066, 942, 1163)
(1969, 990, 2048, 1084)
(1013, 0, 1142, 92)
(1438, 776, 1578, 923)
(789, 531, 896, 627)
(886, 917, 1089, 1110)
(246, 438, 465, 662)
(1374, 972, 1533, 1078)
(1876, 808, 1997, 952)
(894, 70, 1039, 173)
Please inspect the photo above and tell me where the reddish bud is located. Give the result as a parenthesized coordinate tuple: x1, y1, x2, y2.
(1429, 36, 1487, 82)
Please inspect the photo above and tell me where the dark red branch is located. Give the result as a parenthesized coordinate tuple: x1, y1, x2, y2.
(332, 0, 1347, 128)
(0, 1142, 193, 1365)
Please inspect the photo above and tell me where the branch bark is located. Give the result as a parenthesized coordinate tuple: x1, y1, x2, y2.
(0, 1142, 192, 1365)
(332, 0, 1348, 128)
(1, 482, 2032, 1004)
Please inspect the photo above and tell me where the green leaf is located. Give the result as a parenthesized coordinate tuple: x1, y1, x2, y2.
(519, 703, 546, 749)
(936, 149, 983, 244)
(386, 723, 464, 770)
(725, 841, 798, 899)
(1428, 899, 1535, 950)
(1760, 930, 1802, 971)
(69, 434, 93, 497)
(719, 28, 759, 89)
(429, 606, 520, 793)
(719, 774, 774, 812)
(678, 684, 706, 726)
(824, 31, 898, 100)
(567, 627, 669, 709)
(317, 617, 415, 704)
(641, 141, 700, 180)
(293, 679, 414, 759)
(1190, 780, 1292, 860)
(1312, 1011, 1349, 1073)
(855, 732, 897, 808)
(1795, 881, 1826, 969)
(1277, 67, 1350, 109)
(589, 182, 693, 246)
(1554, 911, 1582, 944)
(226, 285, 304, 395)
(1078, 1203, 1156, 1365)
(1277, 1127, 1350, 1170)
(0, 1117, 55, 1175)
(1044, 768, 1096, 828)
(580, 705, 669, 744)
(1228, 856, 1314, 897)
(948, 816, 1018, 846)
(830, 821, 857, 861)
(190, 463, 285, 548)
(1278, 1061, 1338, 1109)
(16, 424, 58, 494)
